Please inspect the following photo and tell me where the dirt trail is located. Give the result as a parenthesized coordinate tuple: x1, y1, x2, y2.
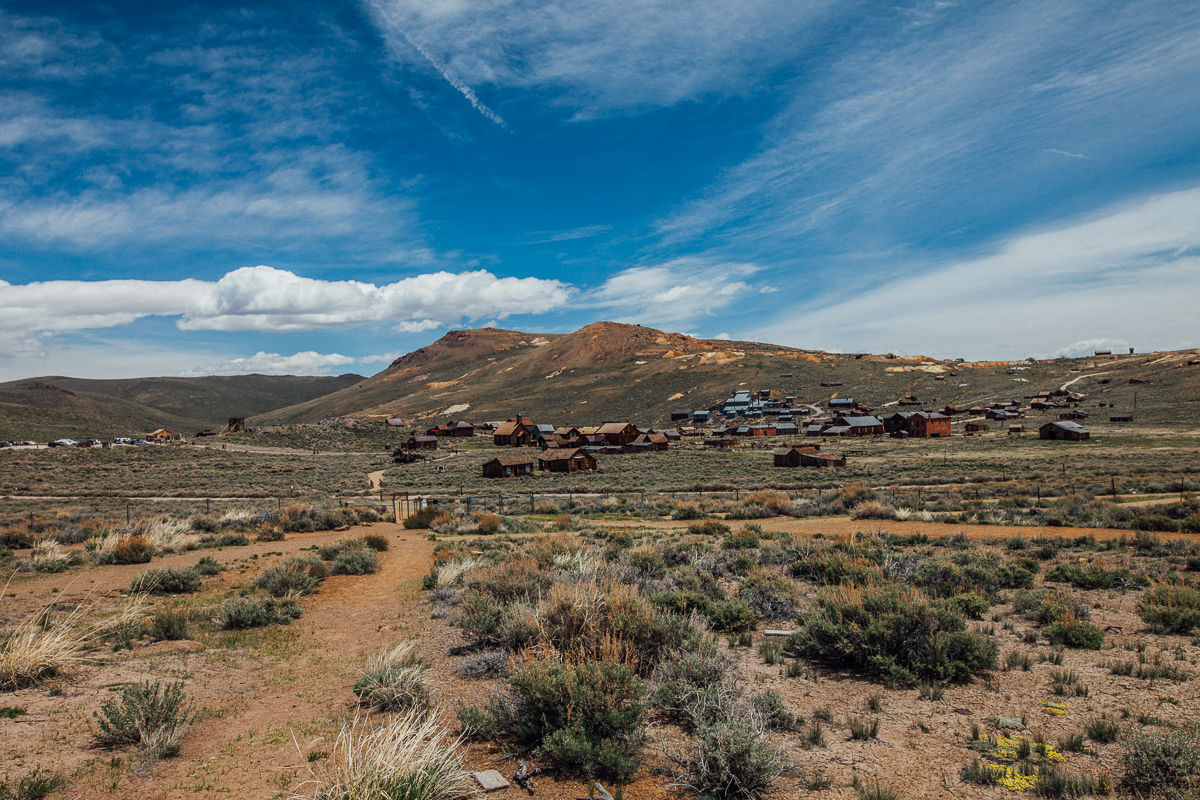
(1, 524, 436, 800)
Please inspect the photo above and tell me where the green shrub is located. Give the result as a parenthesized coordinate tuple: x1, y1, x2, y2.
(848, 717, 880, 740)
(703, 599, 760, 633)
(792, 582, 997, 684)
(669, 690, 785, 799)
(940, 591, 990, 620)
(254, 559, 325, 596)
(1042, 616, 1105, 650)
(330, 547, 379, 576)
(628, 549, 666, 578)
(1139, 584, 1200, 633)
(724, 534, 761, 549)
(193, 555, 223, 576)
(130, 567, 202, 595)
(464, 557, 551, 602)
(997, 564, 1037, 589)
(1121, 728, 1199, 796)
(737, 568, 799, 621)
(217, 595, 302, 629)
(492, 654, 647, 783)
(148, 606, 190, 641)
(752, 690, 801, 732)
(93, 680, 195, 758)
(688, 519, 731, 537)
(360, 532, 389, 551)
(214, 532, 250, 547)
(650, 639, 737, 722)
(671, 504, 709, 520)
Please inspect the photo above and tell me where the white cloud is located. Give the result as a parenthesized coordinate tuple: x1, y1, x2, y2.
(583, 258, 756, 326)
(713, 332, 732, 340)
(0, 266, 575, 352)
(752, 187, 1200, 359)
(363, 0, 835, 116)
(182, 351, 359, 376)
(655, 2, 1200, 249)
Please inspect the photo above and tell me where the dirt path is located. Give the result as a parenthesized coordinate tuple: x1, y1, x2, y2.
(1, 524, 436, 800)
(1059, 372, 1109, 391)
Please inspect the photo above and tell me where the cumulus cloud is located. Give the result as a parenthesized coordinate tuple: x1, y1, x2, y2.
(182, 351, 359, 376)
(752, 187, 1200, 359)
(583, 258, 757, 326)
(0, 266, 575, 352)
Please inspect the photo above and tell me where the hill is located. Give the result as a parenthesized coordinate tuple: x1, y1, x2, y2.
(0, 374, 364, 441)
(253, 322, 1200, 427)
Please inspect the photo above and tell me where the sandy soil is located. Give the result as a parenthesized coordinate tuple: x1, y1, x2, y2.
(3, 518, 1199, 800)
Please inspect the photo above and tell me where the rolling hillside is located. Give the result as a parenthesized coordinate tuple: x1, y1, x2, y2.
(0, 374, 364, 441)
(253, 322, 1200, 428)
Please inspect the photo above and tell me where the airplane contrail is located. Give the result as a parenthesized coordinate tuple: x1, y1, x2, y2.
(397, 30, 507, 127)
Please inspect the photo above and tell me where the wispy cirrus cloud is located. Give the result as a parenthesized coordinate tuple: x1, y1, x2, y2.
(362, 0, 837, 117)
(752, 187, 1200, 359)
(656, 1, 1200, 256)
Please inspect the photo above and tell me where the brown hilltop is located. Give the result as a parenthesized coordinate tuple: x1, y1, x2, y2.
(251, 323, 1200, 427)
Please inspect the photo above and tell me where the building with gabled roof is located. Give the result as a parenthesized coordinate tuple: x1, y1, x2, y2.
(482, 455, 535, 477)
(1039, 421, 1090, 441)
(538, 448, 597, 473)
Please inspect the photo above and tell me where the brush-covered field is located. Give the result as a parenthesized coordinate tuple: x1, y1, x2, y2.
(3, 491, 1200, 800)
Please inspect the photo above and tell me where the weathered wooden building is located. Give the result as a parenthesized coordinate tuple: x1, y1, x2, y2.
(538, 448, 597, 473)
(1039, 421, 1090, 441)
(773, 445, 820, 467)
(403, 435, 438, 450)
(482, 455, 535, 478)
(493, 420, 533, 447)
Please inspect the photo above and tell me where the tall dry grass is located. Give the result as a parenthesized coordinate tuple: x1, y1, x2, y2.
(299, 710, 472, 800)
(0, 593, 149, 690)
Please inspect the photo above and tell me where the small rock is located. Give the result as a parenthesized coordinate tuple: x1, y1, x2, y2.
(473, 770, 509, 791)
(954, 708, 972, 715)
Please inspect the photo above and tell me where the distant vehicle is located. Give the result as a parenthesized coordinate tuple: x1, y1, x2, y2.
(133, 439, 152, 446)
(113, 438, 133, 445)
(77, 439, 103, 448)
(49, 439, 78, 447)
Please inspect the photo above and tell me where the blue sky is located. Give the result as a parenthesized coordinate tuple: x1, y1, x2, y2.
(2, 0, 1199, 379)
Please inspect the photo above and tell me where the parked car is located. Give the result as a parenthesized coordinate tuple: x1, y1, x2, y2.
(113, 437, 133, 445)
(49, 439, 78, 447)
(133, 439, 152, 446)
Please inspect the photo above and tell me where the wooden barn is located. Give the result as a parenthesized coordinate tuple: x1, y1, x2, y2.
(482, 455, 535, 478)
(773, 445, 819, 467)
(493, 420, 533, 447)
(801, 451, 845, 467)
(597, 422, 639, 446)
(633, 432, 669, 451)
(538, 448, 597, 473)
(403, 435, 438, 450)
(965, 421, 990, 432)
(1008, 424, 1025, 435)
(1109, 414, 1133, 423)
(1039, 421, 1090, 441)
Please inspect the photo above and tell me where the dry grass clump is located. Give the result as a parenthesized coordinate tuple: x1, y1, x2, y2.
(301, 710, 472, 800)
(433, 557, 482, 589)
(851, 500, 897, 521)
(0, 595, 148, 690)
(131, 516, 197, 554)
(14, 539, 72, 573)
(353, 640, 430, 713)
(526, 532, 583, 568)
